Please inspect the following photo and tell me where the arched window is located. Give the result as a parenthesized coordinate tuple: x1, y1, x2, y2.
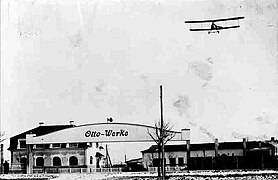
(69, 156, 78, 166)
(36, 157, 44, 167)
(53, 156, 61, 166)
(20, 157, 27, 164)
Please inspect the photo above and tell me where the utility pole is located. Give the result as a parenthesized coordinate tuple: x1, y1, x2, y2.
(160, 85, 165, 180)
(0, 144, 3, 174)
(106, 144, 112, 167)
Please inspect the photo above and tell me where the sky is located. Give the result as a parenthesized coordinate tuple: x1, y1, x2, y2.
(1, 0, 278, 163)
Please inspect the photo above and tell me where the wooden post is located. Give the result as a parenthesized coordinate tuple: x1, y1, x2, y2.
(157, 145, 161, 177)
(0, 144, 3, 174)
(186, 140, 190, 172)
(84, 147, 89, 173)
(243, 138, 247, 156)
(215, 138, 219, 157)
(202, 148, 205, 170)
(26, 134, 35, 174)
(270, 137, 275, 157)
(242, 138, 247, 169)
(181, 128, 190, 172)
(259, 142, 264, 169)
(214, 138, 219, 170)
(27, 144, 33, 174)
(160, 85, 165, 180)
(261, 153, 264, 169)
(236, 156, 238, 169)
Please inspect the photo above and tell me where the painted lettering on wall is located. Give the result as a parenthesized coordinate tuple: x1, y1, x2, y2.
(85, 129, 129, 138)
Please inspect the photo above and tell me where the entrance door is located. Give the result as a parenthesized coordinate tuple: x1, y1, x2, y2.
(20, 157, 27, 173)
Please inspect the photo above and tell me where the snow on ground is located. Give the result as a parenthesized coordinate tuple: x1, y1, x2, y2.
(55, 170, 278, 180)
(0, 174, 58, 180)
(1, 170, 278, 180)
(51, 173, 108, 180)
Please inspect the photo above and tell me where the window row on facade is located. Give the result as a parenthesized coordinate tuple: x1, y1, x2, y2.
(152, 157, 184, 167)
(17, 139, 86, 149)
(34, 156, 79, 167)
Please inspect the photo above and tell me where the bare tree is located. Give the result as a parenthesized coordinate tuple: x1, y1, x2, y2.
(148, 121, 176, 178)
(0, 132, 6, 143)
(0, 132, 6, 174)
(167, 152, 177, 160)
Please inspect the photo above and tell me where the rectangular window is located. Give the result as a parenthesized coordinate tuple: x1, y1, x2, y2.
(153, 158, 160, 167)
(52, 143, 61, 148)
(19, 140, 26, 149)
(61, 143, 67, 148)
(69, 143, 78, 148)
(153, 158, 166, 167)
(178, 157, 184, 166)
(169, 158, 176, 166)
(35, 144, 45, 149)
(90, 156, 93, 164)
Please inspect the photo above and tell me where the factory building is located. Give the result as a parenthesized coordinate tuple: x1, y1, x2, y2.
(8, 122, 189, 173)
(141, 138, 278, 170)
(8, 122, 107, 173)
(9, 120, 278, 172)
(9, 120, 278, 173)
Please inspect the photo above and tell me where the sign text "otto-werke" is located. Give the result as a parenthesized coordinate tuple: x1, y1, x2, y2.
(85, 129, 129, 138)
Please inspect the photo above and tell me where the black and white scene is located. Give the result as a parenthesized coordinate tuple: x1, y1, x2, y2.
(1, 0, 278, 179)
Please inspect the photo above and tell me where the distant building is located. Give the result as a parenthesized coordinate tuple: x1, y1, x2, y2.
(141, 138, 278, 170)
(8, 122, 106, 173)
(125, 158, 145, 171)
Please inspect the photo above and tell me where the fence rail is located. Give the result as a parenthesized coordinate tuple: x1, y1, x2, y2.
(9, 167, 123, 174)
(148, 166, 187, 172)
(89, 168, 122, 173)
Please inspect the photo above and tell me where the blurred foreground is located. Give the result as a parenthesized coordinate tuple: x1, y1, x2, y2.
(1, 170, 278, 180)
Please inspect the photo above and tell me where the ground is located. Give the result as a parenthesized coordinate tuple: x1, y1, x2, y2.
(1, 170, 278, 180)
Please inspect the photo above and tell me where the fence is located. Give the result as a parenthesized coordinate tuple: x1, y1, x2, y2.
(9, 164, 26, 174)
(148, 166, 187, 173)
(189, 155, 278, 170)
(88, 167, 122, 173)
(9, 166, 123, 174)
(147, 155, 278, 172)
(32, 167, 87, 174)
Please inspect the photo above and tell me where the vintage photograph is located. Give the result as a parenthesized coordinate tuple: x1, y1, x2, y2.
(1, 0, 278, 179)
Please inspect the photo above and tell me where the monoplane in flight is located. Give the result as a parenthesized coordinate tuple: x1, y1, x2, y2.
(184, 16, 245, 34)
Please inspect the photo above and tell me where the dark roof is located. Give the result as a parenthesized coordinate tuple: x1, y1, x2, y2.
(8, 125, 75, 150)
(141, 144, 187, 153)
(95, 152, 104, 157)
(141, 141, 273, 153)
(125, 158, 142, 163)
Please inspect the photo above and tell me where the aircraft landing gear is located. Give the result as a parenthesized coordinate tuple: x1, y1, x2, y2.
(208, 30, 219, 34)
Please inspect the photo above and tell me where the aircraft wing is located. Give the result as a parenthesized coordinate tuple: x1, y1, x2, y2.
(189, 25, 240, 31)
(218, 25, 240, 29)
(189, 28, 211, 31)
(185, 16, 244, 23)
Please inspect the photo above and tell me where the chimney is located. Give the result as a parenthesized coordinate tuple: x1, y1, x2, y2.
(69, 120, 74, 125)
(215, 138, 219, 157)
(243, 138, 247, 156)
(39, 122, 44, 126)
